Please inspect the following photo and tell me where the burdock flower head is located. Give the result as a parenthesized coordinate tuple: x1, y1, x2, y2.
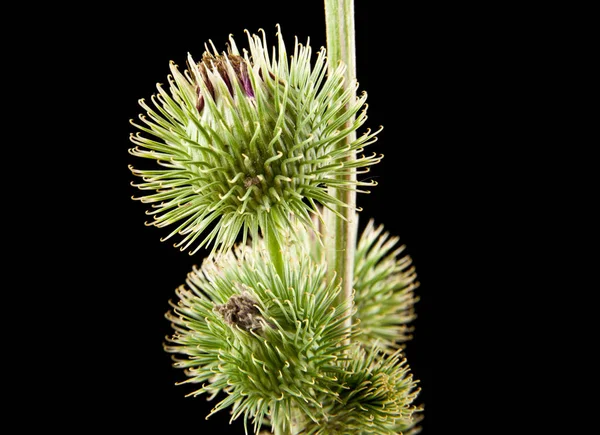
(164, 232, 422, 434)
(129, 26, 382, 256)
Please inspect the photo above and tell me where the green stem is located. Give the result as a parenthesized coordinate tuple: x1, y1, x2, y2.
(266, 222, 284, 279)
(324, 0, 357, 340)
(273, 408, 301, 435)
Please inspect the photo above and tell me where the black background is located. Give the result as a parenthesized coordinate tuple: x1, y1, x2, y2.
(33, 1, 530, 433)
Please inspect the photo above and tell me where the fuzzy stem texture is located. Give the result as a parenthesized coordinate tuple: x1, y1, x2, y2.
(324, 0, 357, 341)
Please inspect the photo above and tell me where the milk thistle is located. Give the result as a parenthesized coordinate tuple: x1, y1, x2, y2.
(128, 1, 424, 433)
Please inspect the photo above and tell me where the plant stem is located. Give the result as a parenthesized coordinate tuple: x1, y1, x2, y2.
(323, 0, 357, 339)
(273, 410, 301, 435)
(274, 5, 357, 432)
(266, 221, 284, 279)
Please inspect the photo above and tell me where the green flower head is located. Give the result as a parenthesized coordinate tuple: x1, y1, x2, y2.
(164, 232, 421, 434)
(129, 25, 381, 256)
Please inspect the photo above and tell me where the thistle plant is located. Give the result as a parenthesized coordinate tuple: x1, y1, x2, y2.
(128, 2, 424, 433)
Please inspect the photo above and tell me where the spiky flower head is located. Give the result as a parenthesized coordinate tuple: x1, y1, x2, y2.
(165, 241, 355, 434)
(129, 26, 381, 256)
(164, 221, 421, 434)
(352, 219, 419, 352)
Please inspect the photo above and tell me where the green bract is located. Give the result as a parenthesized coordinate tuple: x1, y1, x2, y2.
(129, 27, 381, 256)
